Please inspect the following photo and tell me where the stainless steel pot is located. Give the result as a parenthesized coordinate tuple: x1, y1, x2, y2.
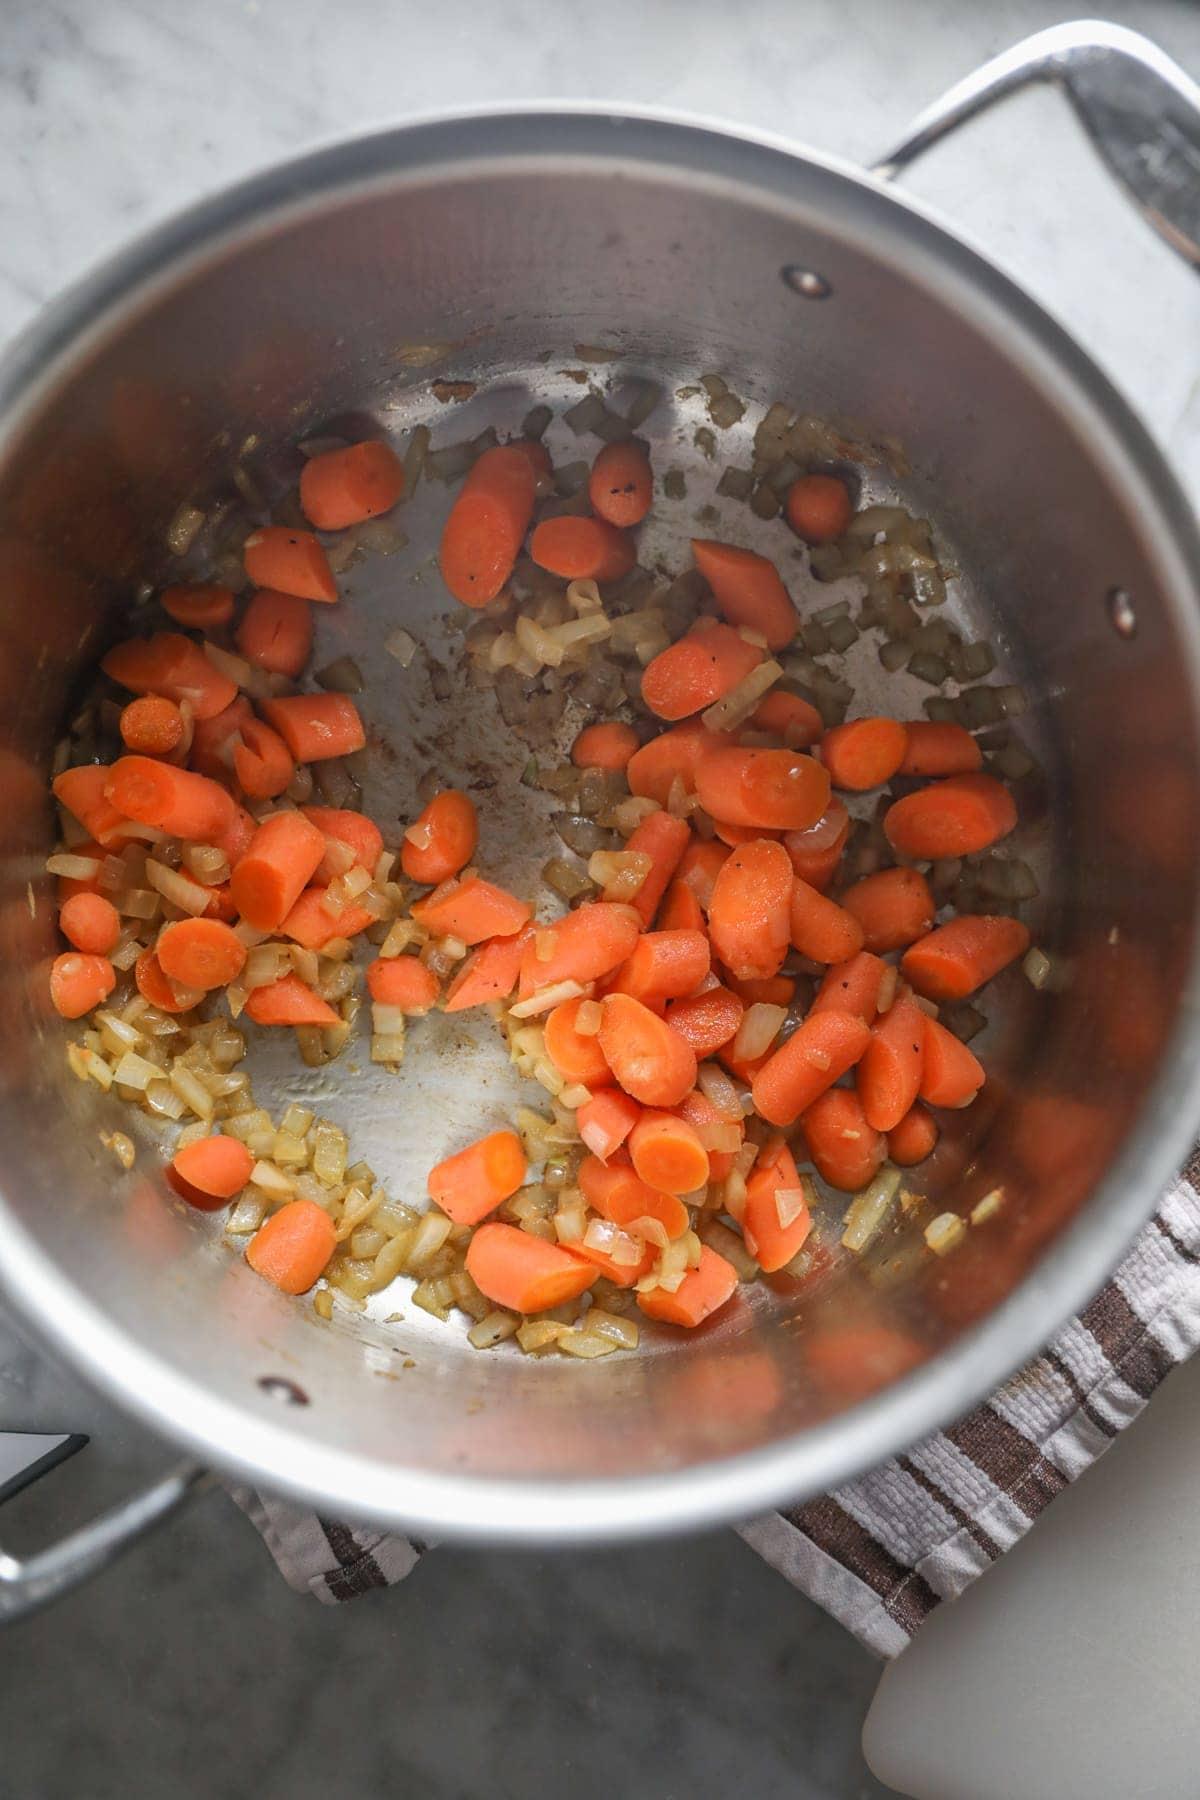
(3, 21, 1200, 1616)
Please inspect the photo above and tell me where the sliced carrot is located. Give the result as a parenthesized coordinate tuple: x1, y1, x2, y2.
(279, 886, 376, 950)
(190, 696, 255, 780)
(691, 539, 798, 651)
(516, 902, 639, 997)
(856, 992, 925, 1132)
(598, 993, 697, 1107)
(157, 918, 247, 991)
(244, 973, 339, 1027)
(629, 1110, 710, 1195)
(300, 806, 384, 881)
(571, 720, 640, 772)
(611, 929, 710, 1005)
(160, 583, 235, 630)
(413, 875, 532, 947)
(568, 1238, 656, 1288)
(784, 474, 852, 544)
(243, 526, 337, 603)
(466, 1222, 597, 1313)
(442, 445, 539, 609)
(900, 914, 1031, 1001)
(811, 950, 888, 1024)
(578, 1152, 689, 1238)
(820, 716, 907, 790)
(576, 1089, 641, 1163)
(674, 1086, 744, 1180)
(707, 838, 793, 981)
(694, 746, 830, 831)
(899, 721, 982, 778)
(637, 1245, 737, 1327)
(664, 984, 744, 1057)
(212, 803, 257, 869)
(544, 995, 612, 1086)
(49, 952, 114, 1018)
(299, 439, 404, 530)
(104, 756, 235, 842)
(101, 632, 237, 721)
(400, 789, 478, 885)
(802, 1087, 886, 1192)
(919, 1016, 985, 1108)
(619, 810, 689, 928)
(884, 772, 1017, 861)
(59, 892, 120, 955)
(640, 623, 763, 722)
(783, 799, 850, 892)
(119, 695, 185, 756)
(236, 589, 314, 678)
(134, 947, 194, 1014)
(246, 1199, 336, 1294)
(233, 718, 295, 800)
(675, 838, 730, 911)
(840, 867, 935, 953)
(442, 926, 531, 1011)
(588, 441, 653, 527)
(259, 693, 365, 763)
(201, 882, 238, 924)
(429, 1129, 526, 1226)
(529, 515, 635, 584)
(749, 689, 824, 748)
(51, 768, 125, 847)
(789, 877, 864, 964)
(887, 1102, 939, 1166)
(626, 720, 735, 803)
(751, 1010, 872, 1126)
(726, 973, 795, 1007)
(658, 878, 704, 932)
(367, 956, 440, 1014)
(711, 817, 780, 848)
(230, 810, 326, 931)
(742, 1138, 813, 1270)
(172, 1134, 254, 1200)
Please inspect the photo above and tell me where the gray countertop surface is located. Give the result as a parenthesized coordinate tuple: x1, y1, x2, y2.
(1, 3, 1198, 1797)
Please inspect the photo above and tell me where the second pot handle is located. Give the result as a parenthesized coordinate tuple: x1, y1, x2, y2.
(873, 18, 1200, 272)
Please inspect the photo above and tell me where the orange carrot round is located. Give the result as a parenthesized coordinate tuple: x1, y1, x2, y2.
(789, 877, 864, 964)
(119, 695, 185, 756)
(246, 1199, 336, 1294)
(640, 623, 763, 722)
(658, 878, 705, 933)
(675, 838, 731, 912)
(244, 974, 339, 1027)
(190, 697, 255, 779)
(236, 589, 314, 678)
(576, 1089, 642, 1163)
(529, 515, 635, 584)
(629, 1110, 710, 1195)
(429, 1129, 527, 1226)
(102, 632, 236, 721)
(516, 902, 641, 999)
(439, 448, 540, 606)
(134, 947, 194, 1014)
(300, 806, 383, 880)
(708, 838, 793, 981)
(884, 773, 1017, 861)
(578, 1152, 688, 1238)
(611, 929, 710, 1006)
(49, 951, 115, 1018)
(259, 693, 365, 764)
(856, 993, 925, 1132)
(413, 875, 532, 947)
(783, 799, 850, 891)
(622, 809, 691, 927)
(598, 994, 697, 1107)
(280, 887, 376, 950)
(840, 867, 935, 954)
(784, 474, 852, 544)
(751, 1009, 872, 1126)
(694, 746, 830, 832)
(589, 442, 653, 527)
(212, 803, 257, 869)
(742, 1138, 813, 1271)
(300, 439, 405, 530)
(571, 720, 640, 772)
(900, 914, 1031, 1001)
(919, 1016, 985, 1108)
(568, 1237, 656, 1289)
(811, 951, 889, 1024)
(172, 1134, 254, 1200)
(466, 1222, 597, 1313)
(160, 583, 235, 630)
(820, 716, 908, 790)
(401, 789, 478, 886)
(727, 973, 795, 1007)
(243, 526, 337, 603)
(887, 1102, 939, 1166)
(59, 892, 120, 955)
(233, 718, 295, 800)
(899, 721, 982, 778)
(230, 810, 326, 931)
(626, 720, 735, 803)
(544, 996, 612, 1087)
(664, 984, 744, 1057)
(802, 1087, 886, 1191)
(367, 956, 440, 1014)
(749, 689, 824, 748)
(105, 756, 235, 842)
(691, 539, 798, 651)
(156, 918, 247, 991)
(637, 1245, 737, 1328)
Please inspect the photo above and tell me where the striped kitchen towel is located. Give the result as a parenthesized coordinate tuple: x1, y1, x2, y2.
(232, 1155, 1200, 1653)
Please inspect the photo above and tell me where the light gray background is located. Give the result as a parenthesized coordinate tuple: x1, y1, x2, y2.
(1, 3, 1198, 1796)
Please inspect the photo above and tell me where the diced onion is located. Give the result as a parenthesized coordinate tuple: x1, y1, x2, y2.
(774, 1181, 812, 1231)
(385, 628, 418, 667)
(145, 857, 213, 918)
(841, 1166, 902, 1252)
(701, 658, 783, 732)
(925, 1211, 967, 1255)
(46, 852, 101, 880)
(732, 1003, 786, 1063)
(509, 979, 589, 1019)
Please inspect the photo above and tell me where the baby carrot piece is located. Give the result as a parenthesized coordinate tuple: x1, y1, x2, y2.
(244, 974, 340, 1027)
(59, 892, 120, 955)
(742, 1139, 813, 1270)
(664, 984, 744, 1057)
(259, 693, 365, 763)
(637, 1245, 738, 1328)
(279, 887, 376, 950)
(135, 947, 195, 1014)
(884, 773, 1017, 861)
(784, 473, 852, 544)
(119, 695, 185, 756)
(640, 623, 763, 722)
(841, 867, 935, 954)
(576, 1089, 641, 1163)
(49, 952, 114, 1018)
(102, 632, 236, 722)
(529, 516, 635, 584)
(400, 789, 478, 885)
(626, 720, 736, 803)
(243, 526, 337, 603)
(413, 875, 532, 947)
(544, 996, 612, 1087)
(856, 993, 925, 1132)
(887, 1102, 939, 1167)
(233, 718, 295, 800)
(711, 817, 779, 849)
(900, 914, 1031, 1001)
(783, 798, 850, 892)
(300, 806, 384, 880)
(812, 951, 889, 1024)
(694, 746, 830, 832)
(105, 757, 235, 841)
(157, 918, 247, 991)
(589, 441, 653, 527)
(899, 721, 982, 778)
(160, 583, 235, 629)
(708, 839, 793, 981)
(789, 877, 864, 964)
(611, 929, 710, 1006)
(599, 994, 697, 1107)
(578, 1152, 689, 1238)
(919, 1017, 985, 1109)
(675, 838, 730, 911)
(691, 539, 798, 651)
(300, 439, 405, 530)
(820, 717, 907, 790)
(623, 809, 691, 926)
(571, 720, 640, 772)
(674, 1087, 743, 1179)
(802, 1088, 886, 1192)
(466, 1222, 597, 1313)
(53, 767, 131, 849)
(230, 811, 326, 931)
(749, 689, 824, 748)
(568, 1238, 656, 1289)
(442, 927, 531, 1011)
(439, 447, 537, 607)
(172, 1134, 254, 1201)
(629, 1110, 710, 1195)
(190, 697, 255, 780)
(727, 974, 795, 1007)
(658, 878, 705, 933)
(236, 589, 314, 678)
(367, 956, 440, 1014)
(429, 1129, 527, 1226)
(517, 902, 640, 998)
(246, 1199, 336, 1294)
(752, 1010, 872, 1126)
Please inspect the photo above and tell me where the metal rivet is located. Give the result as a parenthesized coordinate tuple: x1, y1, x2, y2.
(1107, 587, 1137, 639)
(258, 1376, 309, 1406)
(782, 265, 832, 299)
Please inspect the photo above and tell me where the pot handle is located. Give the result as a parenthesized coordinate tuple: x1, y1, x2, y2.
(873, 19, 1200, 272)
(0, 1459, 209, 1622)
